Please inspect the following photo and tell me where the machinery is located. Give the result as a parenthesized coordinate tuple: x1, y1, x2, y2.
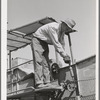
(7, 17, 80, 100)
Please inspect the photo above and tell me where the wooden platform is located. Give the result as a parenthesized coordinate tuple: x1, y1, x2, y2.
(7, 86, 62, 99)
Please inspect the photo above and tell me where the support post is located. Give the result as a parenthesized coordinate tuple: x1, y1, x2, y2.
(8, 51, 13, 93)
(67, 34, 74, 64)
(67, 33, 81, 100)
(74, 60, 81, 100)
(9, 51, 11, 69)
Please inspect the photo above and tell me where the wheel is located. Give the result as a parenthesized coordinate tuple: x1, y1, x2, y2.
(50, 63, 59, 80)
(67, 82, 77, 92)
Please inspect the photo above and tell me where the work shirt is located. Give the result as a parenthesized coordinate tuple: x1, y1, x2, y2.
(33, 22, 66, 58)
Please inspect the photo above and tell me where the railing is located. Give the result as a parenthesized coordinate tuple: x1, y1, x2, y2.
(7, 60, 35, 96)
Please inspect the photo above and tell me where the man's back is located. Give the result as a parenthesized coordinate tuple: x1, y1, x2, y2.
(33, 22, 59, 44)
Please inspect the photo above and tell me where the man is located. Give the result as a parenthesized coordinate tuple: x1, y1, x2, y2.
(31, 18, 76, 88)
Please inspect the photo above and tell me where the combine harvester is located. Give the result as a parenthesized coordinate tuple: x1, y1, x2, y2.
(7, 17, 96, 100)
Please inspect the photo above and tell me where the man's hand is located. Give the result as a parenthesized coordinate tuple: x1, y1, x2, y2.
(63, 55, 71, 64)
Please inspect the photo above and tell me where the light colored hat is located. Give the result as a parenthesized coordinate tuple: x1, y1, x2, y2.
(62, 18, 76, 29)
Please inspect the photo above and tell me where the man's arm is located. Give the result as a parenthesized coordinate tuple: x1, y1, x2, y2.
(48, 27, 66, 58)
(60, 37, 65, 50)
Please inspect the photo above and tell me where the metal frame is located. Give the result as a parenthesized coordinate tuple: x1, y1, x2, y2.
(7, 17, 56, 52)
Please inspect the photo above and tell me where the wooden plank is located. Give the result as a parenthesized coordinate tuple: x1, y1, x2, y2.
(35, 86, 62, 92)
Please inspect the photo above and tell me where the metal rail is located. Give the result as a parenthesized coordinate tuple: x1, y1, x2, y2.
(7, 59, 33, 71)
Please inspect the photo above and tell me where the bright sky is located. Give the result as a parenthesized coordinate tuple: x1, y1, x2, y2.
(7, 0, 96, 65)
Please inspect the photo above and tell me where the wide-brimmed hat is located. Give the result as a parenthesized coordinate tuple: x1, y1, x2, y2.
(61, 18, 77, 34)
(61, 18, 77, 33)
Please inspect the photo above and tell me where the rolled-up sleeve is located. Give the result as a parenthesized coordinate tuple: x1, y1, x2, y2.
(47, 27, 66, 58)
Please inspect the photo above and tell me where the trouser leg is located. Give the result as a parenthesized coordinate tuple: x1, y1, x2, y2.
(31, 39, 43, 84)
(42, 47, 50, 83)
(31, 37, 50, 85)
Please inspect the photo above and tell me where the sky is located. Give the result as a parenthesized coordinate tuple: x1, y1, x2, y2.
(7, 0, 97, 66)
